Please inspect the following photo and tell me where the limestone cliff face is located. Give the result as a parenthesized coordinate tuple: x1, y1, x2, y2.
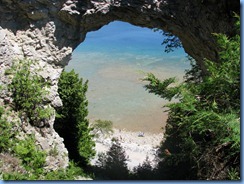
(0, 0, 239, 170)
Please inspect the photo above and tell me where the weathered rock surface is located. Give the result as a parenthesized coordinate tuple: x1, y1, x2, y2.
(0, 0, 240, 170)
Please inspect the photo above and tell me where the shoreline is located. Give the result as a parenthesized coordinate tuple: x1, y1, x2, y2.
(91, 129, 164, 170)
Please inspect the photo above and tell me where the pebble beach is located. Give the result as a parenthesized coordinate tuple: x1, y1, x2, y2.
(91, 129, 164, 170)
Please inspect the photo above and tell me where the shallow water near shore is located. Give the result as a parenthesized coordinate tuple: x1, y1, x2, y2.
(66, 21, 190, 133)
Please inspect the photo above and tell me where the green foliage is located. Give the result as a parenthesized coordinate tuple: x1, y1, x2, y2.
(2, 172, 31, 180)
(49, 143, 59, 157)
(161, 32, 182, 53)
(1, 132, 84, 180)
(2, 162, 84, 180)
(0, 63, 92, 180)
(7, 59, 52, 127)
(91, 119, 114, 138)
(153, 29, 182, 53)
(77, 121, 95, 164)
(219, 113, 240, 154)
(1, 133, 46, 180)
(132, 156, 155, 180)
(184, 56, 203, 84)
(44, 161, 84, 180)
(54, 69, 95, 166)
(227, 168, 240, 180)
(14, 135, 46, 177)
(144, 16, 240, 180)
(95, 138, 129, 179)
(143, 73, 181, 101)
(0, 107, 15, 152)
(202, 34, 240, 112)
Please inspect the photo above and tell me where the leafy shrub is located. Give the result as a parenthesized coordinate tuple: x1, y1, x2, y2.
(2, 133, 87, 180)
(44, 161, 84, 180)
(1, 133, 46, 180)
(0, 107, 15, 152)
(7, 59, 52, 127)
(144, 16, 240, 180)
(1, 64, 91, 180)
(14, 135, 46, 177)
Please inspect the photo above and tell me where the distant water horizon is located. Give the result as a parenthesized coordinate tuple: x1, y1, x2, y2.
(66, 21, 190, 133)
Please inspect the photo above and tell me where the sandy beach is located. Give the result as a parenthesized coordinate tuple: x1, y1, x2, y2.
(91, 129, 164, 170)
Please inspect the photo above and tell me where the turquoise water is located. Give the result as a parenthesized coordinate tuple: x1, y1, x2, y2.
(66, 21, 190, 133)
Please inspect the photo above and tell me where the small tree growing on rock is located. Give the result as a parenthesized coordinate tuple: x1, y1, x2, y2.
(54, 69, 95, 167)
(7, 59, 52, 127)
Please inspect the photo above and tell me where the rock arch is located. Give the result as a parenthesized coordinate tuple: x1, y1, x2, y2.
(0, 0, 240, 170)
(0, 0, 239, 66)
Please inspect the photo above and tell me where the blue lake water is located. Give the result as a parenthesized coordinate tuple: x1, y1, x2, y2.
(66, 21, 190, 133)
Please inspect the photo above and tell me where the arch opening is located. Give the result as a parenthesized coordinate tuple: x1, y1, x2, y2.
(66, 21, 190, 133)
